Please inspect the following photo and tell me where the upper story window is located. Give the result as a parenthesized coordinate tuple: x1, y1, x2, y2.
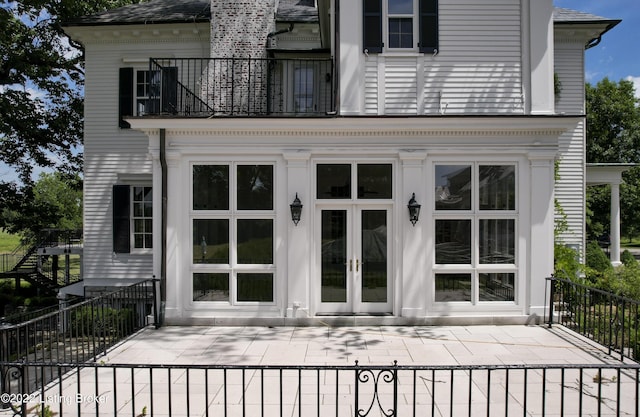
(119, 67, 178, 128)
(388, 0, 414, 48)
(135, 70, 160, 116)
(363, 0, 438, 54)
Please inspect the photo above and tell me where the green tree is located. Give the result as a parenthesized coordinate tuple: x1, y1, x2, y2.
(585, 79, 640, 241)
(586, 78, 640, 164)
(0, 0, 142, 234)
(1, 172, 82, 240)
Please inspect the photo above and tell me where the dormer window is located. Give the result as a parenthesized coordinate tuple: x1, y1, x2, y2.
(363, 0, 438, 54)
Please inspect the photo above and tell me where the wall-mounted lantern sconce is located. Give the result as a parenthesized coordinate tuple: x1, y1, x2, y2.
(408, 193, 421, 226)
(290, 193, 303, 226)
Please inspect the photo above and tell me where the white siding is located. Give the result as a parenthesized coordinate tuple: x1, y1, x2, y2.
(385, 57, 418, 114)
(553, 38, 587, 251)
(80, 25, 210, 284)
(361, 0, 523, 115)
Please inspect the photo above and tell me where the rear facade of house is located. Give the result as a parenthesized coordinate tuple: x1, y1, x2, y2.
(63, 0, 618, 325)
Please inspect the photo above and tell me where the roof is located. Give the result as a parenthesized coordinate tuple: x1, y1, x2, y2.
(553, 7, 620, 25)
(64, 0, 211, 26)
(64, 0, 318, 26)
(553, 7, 621, 48)
(65, 2, 617, 29)
(276, 0, 318, 23)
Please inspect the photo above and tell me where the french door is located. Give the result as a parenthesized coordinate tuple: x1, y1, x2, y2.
(317, 206, 392, 314)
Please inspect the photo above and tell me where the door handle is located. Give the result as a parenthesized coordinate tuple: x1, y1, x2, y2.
(356, 259, 359, 272)
(349, 259, 353, 271)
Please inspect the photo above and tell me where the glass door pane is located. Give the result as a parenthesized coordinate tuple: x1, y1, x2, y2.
(321, 210, 348, 303)
(361, 210, 387, 303)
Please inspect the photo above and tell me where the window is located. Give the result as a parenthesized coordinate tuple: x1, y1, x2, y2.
(388, 0, 413, 48)
(191, 164, 275, 304)
(316, 163, 392, 199)
(119, 66, 178, 128)
(363, 0, 438, 53)
(135, 70, 160, 116)
(132, 186, 153, 250)
(112, 185, 152, 253)
(433, 164, 516, 303)
(294, 67, 315, 112)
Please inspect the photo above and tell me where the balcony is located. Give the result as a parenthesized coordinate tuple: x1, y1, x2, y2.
(140, 57, 336, 118)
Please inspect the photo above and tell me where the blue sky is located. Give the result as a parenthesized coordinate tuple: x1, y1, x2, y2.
(554, 0, 640, 96)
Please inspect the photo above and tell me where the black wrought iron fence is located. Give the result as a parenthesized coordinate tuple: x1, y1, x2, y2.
(547, 276, 640, 362)
(148, 57, 335, 117)
(0, 279, 157, 403)
(0, 361, 638, 417)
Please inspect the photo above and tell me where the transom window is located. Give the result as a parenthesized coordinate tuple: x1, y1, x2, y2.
(317, 163, 392, 199)
(191, 164, 275, 305)
(433, 164, 517, 304)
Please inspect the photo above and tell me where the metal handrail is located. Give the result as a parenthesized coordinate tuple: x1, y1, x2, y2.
(547, 276, 640, 362)
(147, 57, 336, 117)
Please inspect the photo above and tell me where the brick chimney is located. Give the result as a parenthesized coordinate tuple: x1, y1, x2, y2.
(204, 0, 278, 114)
(210, 0, 277, 58)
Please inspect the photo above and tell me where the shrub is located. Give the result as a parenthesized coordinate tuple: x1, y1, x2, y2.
(554, 243, 582, 281)
(70, 305, 134, 337)
(585, 240, 613, 281)
(621, 249, 637, 266)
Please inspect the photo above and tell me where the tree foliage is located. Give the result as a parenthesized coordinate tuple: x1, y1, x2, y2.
(585, 78, 640, 241)
(586, 78, 640, 164)
(0, 0, 141, 235)
(1, 172, 82, 240)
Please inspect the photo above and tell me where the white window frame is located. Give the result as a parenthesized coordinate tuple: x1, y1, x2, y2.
(131, 185, 153, 253)
(385, 0, 418, 51)
(134, 69, 160, 116)
(432, 162, 519, 305)
(189, 162, 277, 306)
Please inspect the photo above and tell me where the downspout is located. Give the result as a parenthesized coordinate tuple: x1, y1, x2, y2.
(266, 23, 294, 49)
(586, 36, 601, 50)
(333, 0, 340, 115)
(159, 128, 167, 326)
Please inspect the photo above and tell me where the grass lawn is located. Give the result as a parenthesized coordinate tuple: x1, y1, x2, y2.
(0, 230, 22, 253)
(621, 237, 640, 248)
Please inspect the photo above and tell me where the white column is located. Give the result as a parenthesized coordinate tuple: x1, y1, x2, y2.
(528, 151, 556, 320)
(163, 149, 182, 321)
(610, 181, 622, 266)
(284, 151, 311, 318)
(399, 151, 427, 318)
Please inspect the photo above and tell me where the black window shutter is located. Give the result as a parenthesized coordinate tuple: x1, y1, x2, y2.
(161, 67, 178, 114)
(119, 68, 134, 128)
(363, 0, 383, 53)
(419, 0, 439, 53)
(113, 185, 131, 253)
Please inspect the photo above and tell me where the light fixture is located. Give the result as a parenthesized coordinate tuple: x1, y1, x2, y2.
(290, 193, 303, 226)
(408, 193, 421, 226)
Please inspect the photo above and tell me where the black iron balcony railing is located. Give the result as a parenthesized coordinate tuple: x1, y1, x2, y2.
(145, 57, 335, 117)
(547, 276, 640, 362)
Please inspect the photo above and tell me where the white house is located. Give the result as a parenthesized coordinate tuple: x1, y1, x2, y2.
(63, 0, 619, 325)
